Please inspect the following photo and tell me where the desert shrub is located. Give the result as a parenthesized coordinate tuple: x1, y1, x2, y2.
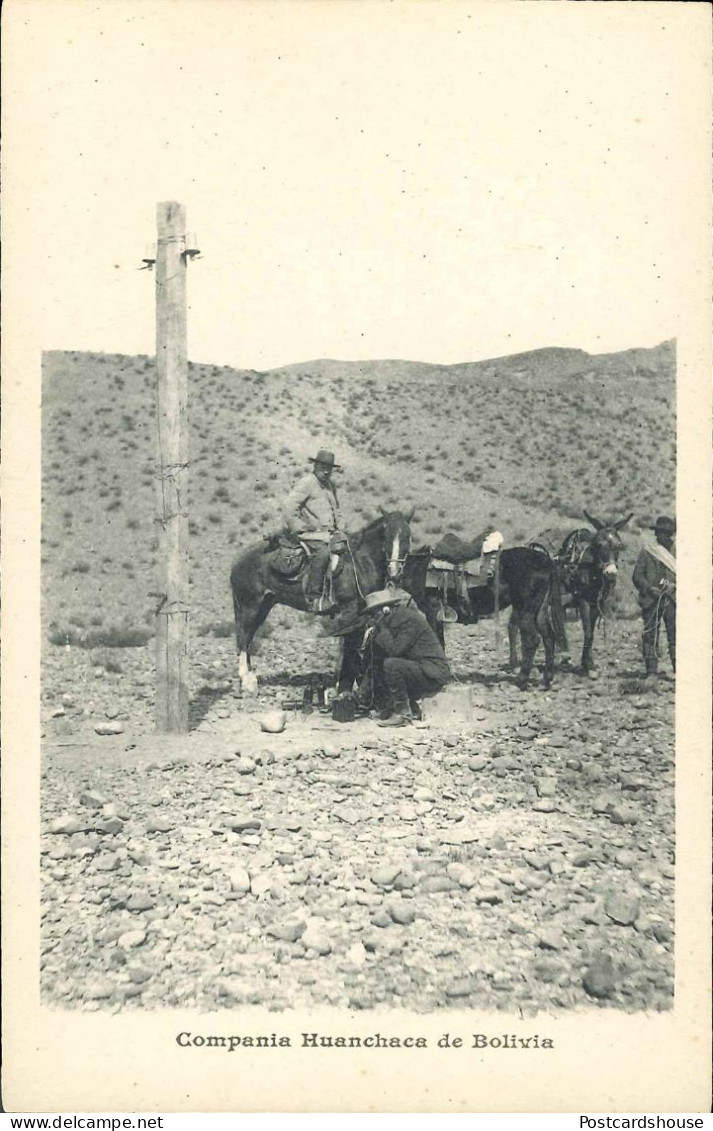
(197, 620, 234, 638)
(71, 561, 91, 574)
(90, 650, 124, 673)
(126, 518, 140, 531)
(47, 624, 153, 648)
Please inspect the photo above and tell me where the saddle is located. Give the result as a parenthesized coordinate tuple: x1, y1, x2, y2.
(263, 534, 309, 579)
(431, 528, 492, 565)
(426, 529, 502, 621)
(263, 529, 349, 581)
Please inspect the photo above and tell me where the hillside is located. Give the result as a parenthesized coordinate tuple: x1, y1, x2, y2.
(41, 341, 675, 638)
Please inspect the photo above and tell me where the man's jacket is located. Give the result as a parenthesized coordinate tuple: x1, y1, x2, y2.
(372, 602, 451, 684)
(281, 472, 341, 538)
(632, 542, 676, 610)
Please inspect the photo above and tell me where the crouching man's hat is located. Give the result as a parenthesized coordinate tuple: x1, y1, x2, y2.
(363, 588, 412, 613)
(652, 516, 676, 535)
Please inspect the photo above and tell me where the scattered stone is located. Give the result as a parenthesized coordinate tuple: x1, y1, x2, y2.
(583, 953, 617, 999)
(466, 755, 489, 772)
(127, 965, 152, 984)
(537, 927, 565, 950)
(267, 920, 306, 943)
(235, 757, 257, 775)
(79, 790, 107, 808)
(127, 893, 154, 912)
(225, 817, 262, 833)
(473, 888, 503, 904)
(535, 777, 557, 797)
(302, 920, 332, 955)
(251, 871, 277, 897)
(345, 942, 367, 967)
(371, 864, 403, 888)
(614, 850, 638, 868)
(609, 803, 639, 826)
(444, 978, 474, 998)
(637, 867, 661, 888)
(229, 867, 251, 894)
(388, 902, 416, 926)
(392, 871, 417, 891)
(651, 921, 673, 943)
(370, 910, 392, 929)
(95, 853, 119, 872)
(94, 722, 124, 736)
(532, 799, 556, 813)
(420, 875, 459, 894)
(146, 816, 173, 833)
(446, 863, 476, 889)
(604, 892, 640, 926)
(84, 977, 116, 1000)
(98, 817, 125, 836)
(117, 930, 147, 950)
(592, 794, 617, 814)
(533, 959, 564, 984)
(48, 816, 86, 836)
(334, 808, 361, 826)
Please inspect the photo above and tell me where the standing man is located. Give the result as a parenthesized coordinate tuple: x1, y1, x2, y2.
(632, 515, 676, 679)
(360, 588, 451, 727)
(282, 449, 343, 613)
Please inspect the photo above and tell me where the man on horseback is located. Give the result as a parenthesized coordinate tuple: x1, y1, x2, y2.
(632, 515, 676, 679)
(281, 448, 344, 614)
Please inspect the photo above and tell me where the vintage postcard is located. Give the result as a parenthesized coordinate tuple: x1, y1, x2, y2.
(2, 0, 711, 1114)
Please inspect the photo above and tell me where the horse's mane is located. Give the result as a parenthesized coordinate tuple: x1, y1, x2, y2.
(348, 513, 386, 550)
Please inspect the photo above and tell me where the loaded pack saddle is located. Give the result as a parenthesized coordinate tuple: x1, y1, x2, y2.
(428, 529, 502, 622)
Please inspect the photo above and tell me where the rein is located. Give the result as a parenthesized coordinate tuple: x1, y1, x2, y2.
(344, 517, 408, 601)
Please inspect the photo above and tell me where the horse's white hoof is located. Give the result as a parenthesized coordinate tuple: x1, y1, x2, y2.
(587, 669, 599, 681)
(242, 672, 259, 696)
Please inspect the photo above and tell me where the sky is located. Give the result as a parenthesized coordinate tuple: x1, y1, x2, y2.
(4, 0, 711, 370)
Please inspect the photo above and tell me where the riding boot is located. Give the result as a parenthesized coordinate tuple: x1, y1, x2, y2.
(305, 545, 337, 613)
(376, 696, 413, 728)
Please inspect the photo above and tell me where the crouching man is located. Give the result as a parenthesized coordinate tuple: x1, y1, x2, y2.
(361, 589, 451, 728)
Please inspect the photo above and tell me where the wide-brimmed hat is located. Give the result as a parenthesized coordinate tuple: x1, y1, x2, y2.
(308, 449, 341, 470)
(364, 588, 412, 613)
(652, 516, 676, 535)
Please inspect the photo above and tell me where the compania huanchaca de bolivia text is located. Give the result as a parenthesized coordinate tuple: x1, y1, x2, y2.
(176, 1031, 555, 1050)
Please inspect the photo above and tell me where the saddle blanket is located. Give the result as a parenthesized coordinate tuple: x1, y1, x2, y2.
(427, 559, 489, 591)
(429, 558, 483, 578)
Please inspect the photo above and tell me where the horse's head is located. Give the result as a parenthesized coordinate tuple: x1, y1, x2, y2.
(583, 510, 633, 578)
(378, 506, 414, 582)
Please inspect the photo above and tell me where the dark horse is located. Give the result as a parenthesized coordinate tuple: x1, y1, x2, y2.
(230, 510, 412, 694)
(508, 511, 632, 678)
(401, 544, 556, 689)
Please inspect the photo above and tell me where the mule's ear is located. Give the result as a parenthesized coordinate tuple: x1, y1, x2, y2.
(583, 509, 603, 531)
(377, 504, 386, 516)
(406, 506, 416, 522)
(615, 512, 634, 531)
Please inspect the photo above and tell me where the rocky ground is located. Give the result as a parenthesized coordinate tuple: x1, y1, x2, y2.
(41, 617, 674, 1015)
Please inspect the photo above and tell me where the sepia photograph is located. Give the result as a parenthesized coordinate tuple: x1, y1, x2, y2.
(3, 0, 711, 1113)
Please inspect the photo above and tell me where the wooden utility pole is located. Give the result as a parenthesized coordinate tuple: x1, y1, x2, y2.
(155, 201, 189, 732)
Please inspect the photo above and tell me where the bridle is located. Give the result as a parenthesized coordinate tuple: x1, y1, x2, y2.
(384, 517, 410, 583)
